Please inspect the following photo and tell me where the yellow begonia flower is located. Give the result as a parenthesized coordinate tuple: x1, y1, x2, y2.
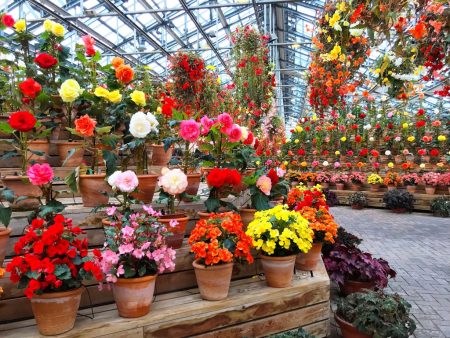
(312, 114, 317, 121)
(206, 65, 216, 71)
(419, 163, 425, 169)
(156, 106, 162, 114)
(43, 19, 53, 32)
(294, 139, 299, 144)
(407, 136, 415, 142)
(300, 161, 307, 167)
(388, 162, 394, 168)
(51, 23, 65, 37)
(255, 160, 261, 166)
(216, 77, 221, 84)
(283, 161, 288, 166)
(130, 90, 146, 106)
(94, 86, 109, 98)
(340, 136, 347, 142)
(295, 126, 303, 133)
(335, 150, 340, 155)
(402, 123, 408, 129)
(59, 79, 83, 103)
(329, 11, 341, 27)
(327, 36, 332, 43)
(438, 135, 446, 141)
(14, 19, 26, 33)
(338, 2, 346, 11)
(107, 90, 122, 103)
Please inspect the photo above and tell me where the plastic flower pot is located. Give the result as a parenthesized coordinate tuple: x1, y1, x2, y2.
(0, 226, 12, 267)
(113, 275, 156, 318)
(131, 174, 158, 203)
(54, 140, 84, 167)
(321, 182, 329, 189)
(260, 254, 296, 288)
(78, 174, 111, 207)
(149, 144, 173, 166)
(295, 242, 323, 271)
(193, 260, 233, 300)
(30, 287, 84, 335)
(334, 313, 371, 338)
(340, 279, 376, 296)
(391, 208, 407, 214)
(157, 214, 189, 249)
(239, 208, 256, 230)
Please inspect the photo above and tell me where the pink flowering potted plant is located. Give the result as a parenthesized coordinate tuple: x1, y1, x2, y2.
(421, 172, 441, 195)
(348, 172, 366, 191)
(95, 205, 176, 318)
(316, 172, 331, 189)
(439, 173, 450, 194)
(401, 173, 420, 193)
(331, 173, 349, 190)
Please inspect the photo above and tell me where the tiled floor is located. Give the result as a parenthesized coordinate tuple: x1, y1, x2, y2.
(329, 207, 450, 338)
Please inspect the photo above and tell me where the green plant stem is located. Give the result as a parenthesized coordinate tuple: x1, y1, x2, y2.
(91, 133, 97, 173)
(183, 141, 189, 174)
(168, 194, 175, 215)
(20, 131, 28, 175)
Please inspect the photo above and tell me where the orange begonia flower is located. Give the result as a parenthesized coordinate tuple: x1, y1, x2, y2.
(115, 64, 134, 84)
(111, 56, 124, 69)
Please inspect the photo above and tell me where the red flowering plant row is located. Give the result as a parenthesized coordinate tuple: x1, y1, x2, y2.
(6, 214, 103, 299)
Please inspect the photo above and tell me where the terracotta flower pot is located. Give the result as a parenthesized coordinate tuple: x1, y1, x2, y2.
(30, 287, 83, 335)
(27, 139, 50, 164)
(406, 185, 416, 193)
(391, 208, 407, 213)
(158, 214, 189, 249)
(340, 279, 376, 296)
(425, 186, 436, 195)
(335, 313, 371, 338)
(78, 174, 111, 207)
(387, 184, 396, 191)
(149, 144, 173, 166)
(307, 181, 315, 188)
(260, 254, 296, 288)
(1, 176, 42, 210)
(350, 183, 361, 191)
(197, 211, 213, 221)
(178, 173, 201, 202)
(113, 275, 156, 318)
(351, 204, 364, 210)
(336, 183, 345, 190)
(370, 184, 380, 192)
(131, 174, 158, 203)
(54, 140, 84, 167)
(295, 242, 323, 271)
(0, 227, 12, 267)
(321, 182, 329, 189)
(193, 260, 233, 300)
(240, 208, 256, 230)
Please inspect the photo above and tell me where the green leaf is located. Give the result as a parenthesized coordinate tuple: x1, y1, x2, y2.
(1, 188, 15, 203)
(91, 50, 102, 62)
(102, 150, 117, 176)
(0, 121, 14, 134)
(64, 169, 79, 193)
(34, 127, 53, 139)
(54, 264, 71, 280)
(38, 199, 65, 218)
(61, 148, 76, 166)
(205, 196, 221, 213)
(0, 206, 12, 227)
(1, 150, 20, 160)
(96, 126, 112, 135)
(163, 137, 179, 152)
(251, 191, 270, 211)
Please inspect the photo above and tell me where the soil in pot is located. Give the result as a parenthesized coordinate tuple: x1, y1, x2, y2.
(240, 208, 256, 230)
(295, 242, 323, 271)
(1, 176, 42, 210)
(30, 287, 84, 335)
(340, 279, 376, 296)
(0, 227, 12, 267)
(78, 174, 111, 207)
(54, 140, 84, 167)
(335, 313, 371, 338)
(113, 275, 156, 318)
(131, 174, 158, 203)
(158, 214, 189, 249)
(149, 144, 173, 166)
(260, 255, 296, 288)
(193, 260, 233, 300)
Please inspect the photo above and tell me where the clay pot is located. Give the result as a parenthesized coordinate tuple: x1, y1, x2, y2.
(27, 139, 50, 163)
(131, 174, 158, 203)
(406, 185, 416, 193)
(350, 183, 361, 191)
(340, 279, 376, 296)
(1, 176, 42, 210)
(113, 275, 156, 318)
(336, 183, 345, 190)
(335, 313, 371, 338)
(306, 181, 315, 188)
(387, 184, 396, 191)
(370, 184, 380, 192)
(321, 182, 329, 189)
(269, 196, 284, 207)
(30, 287, 83, 335)
(425, 185, 436, 195)
(260, 254, 296, 288)
(54, 140, 84, 167)
(351, 204, 364, 210)
(158, 214, 189, 249)
(197, 211, 213, 221)
(295, 242, 323, 271)
(391, 208, 407, 213)
(0, 227, 12, 267)
(193, 260, 233, 300)
(178, 173, 201, 202)
(240, 208, 256, 230)
(78, 174, 111, 207)
(149, 144, 173, 166)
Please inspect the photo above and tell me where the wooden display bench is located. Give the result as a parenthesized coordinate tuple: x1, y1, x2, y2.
(0, 260, 330, 338)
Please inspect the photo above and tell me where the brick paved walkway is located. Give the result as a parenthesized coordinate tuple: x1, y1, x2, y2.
(329, 207, 450, 338)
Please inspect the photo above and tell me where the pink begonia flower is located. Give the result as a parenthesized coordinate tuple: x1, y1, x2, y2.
(200, 115, 214, 135)
(334, 162, 341, 168)
(81, 35, 96, 56)
(217, 112, 233, 132)
(133, 249, 144, 259)
(402, 149, 410, 155)
(387, 112, 394, 118)
(158, 168, 188, 195)
(106, 206, 117, 216)
(119, 243, 134, 255)
(266, 159, 273, 166)
(116, 265, 125, 277)
(227, 124, 242, 142)
(121, 226, 134, 237)
(312, 161, 319, 167)
(276, 167, 286, 177)
(373, 162, 380, 168)
(256, 175, 272, 196)
(180, 119, 200, 142)
(347, 150, 354, 156)
(143, 205, 160, 216)
(27, 163, 54, 186)
(169, 219, 179, 228)
(114, 170, 139, 193)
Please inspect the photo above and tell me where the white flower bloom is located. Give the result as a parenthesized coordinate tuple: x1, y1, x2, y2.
(240, 126, 249, 141)
(376, 114, 382, 119)
(146, 112, 159, 133)
(323, 161, 329, 167)
(349, 28, 364, 37)
(129, 111, 151, 138)
(158, 168, 188, 195)
(385, 150, 391, 156)
(369, 137, 375, 142)
(107, 171, 122, 189)
(395, 136, 401, 142)
(333, 23, 342, 31)
(393, 58, 403, 67)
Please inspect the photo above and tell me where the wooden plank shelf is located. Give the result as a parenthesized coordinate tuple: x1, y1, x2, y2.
(0, 260, 330, 338)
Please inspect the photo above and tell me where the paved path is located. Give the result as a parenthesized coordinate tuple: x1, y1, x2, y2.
(329, 207, 450, 338)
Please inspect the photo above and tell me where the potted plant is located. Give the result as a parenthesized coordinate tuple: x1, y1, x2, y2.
(322, 227, 362, 258)
(331, 173, 349, 190)
(316, 172, 330, 189)
(335, 291, 416, 338)
(157, 167, 189, 248)
(323, 245, 396, 296)
(295, 205, 338, 271)
(367, 173, 383, 192)
(6, 214, 103, 335)
(430, 196, 450, 217)
(421, 172, 441, 195)
(348, 172, 366, 191)
(95, 206, 176, 318)
(105, 170, 139, 219)
(287, 184, 329, 211)
(246, 205, 313, 287)
(348, 192, 368, 210)
(383, 189, 414, 213)
(439, 172, 450, 194)
(189, 212, 254, 300)
(303, 172, 317, 187)
(383, 171, 401, 190)
(401, 172, 420, 193)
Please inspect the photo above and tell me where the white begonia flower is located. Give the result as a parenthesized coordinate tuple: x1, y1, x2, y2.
(129, 111, 151, 138)
(376, 114, 382, 119)
(333, 23, 342, 31)
(146, 112, 159, 133)
(323, 161, 329, 167)
(385, 150, 391, 156)
(240, 126, 249, 141)
(369, 137, 375, 142)
(349, 28, 364, 37)
(107, 171, 122, 189)
(158, 168, 188, 195)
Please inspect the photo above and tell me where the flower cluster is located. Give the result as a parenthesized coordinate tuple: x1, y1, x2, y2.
(421, 172, 441, 186)
(349, 172, 366, 185)
(108, 170, 139, 193)
(367, 173, 383, 185)
(331, 173, 350, 184)
(383, 171, 401, 186)
(159, 168, 188, 195)
(298, 206, 339, 244)
(246, 205, 313, 256)
(189, 212, 253, 266)
(401, 173, 421, 186)
(287, 185, 328, 211)
(206, 168, 241, 189)
(6, 215, 103, 298)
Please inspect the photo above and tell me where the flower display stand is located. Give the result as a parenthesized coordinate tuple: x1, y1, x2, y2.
(0, 260, 330, 338)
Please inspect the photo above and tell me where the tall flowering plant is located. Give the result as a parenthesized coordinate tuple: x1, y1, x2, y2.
(189, 212, 253, 266)
(107, 170, 139, 212)
(6, 215, 103, 298)
(95, 206, 176, 282)
(205, 168, 242, 213)
(157, 168, 188, 215)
